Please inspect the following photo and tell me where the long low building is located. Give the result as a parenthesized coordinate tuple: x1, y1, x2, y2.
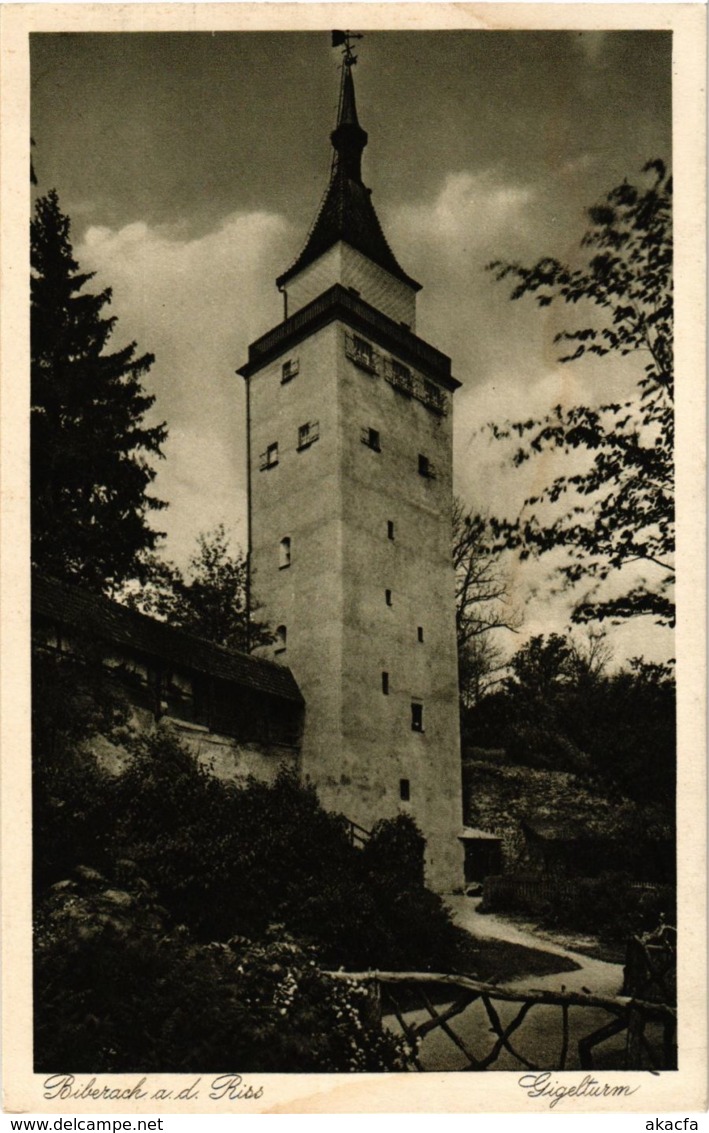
(32, 573, 304, 783)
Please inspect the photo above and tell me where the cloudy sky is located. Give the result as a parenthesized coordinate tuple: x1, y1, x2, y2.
(31, 29, 673, 663)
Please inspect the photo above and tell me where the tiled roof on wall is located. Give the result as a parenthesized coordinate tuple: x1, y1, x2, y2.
(33, 574, 303, 704)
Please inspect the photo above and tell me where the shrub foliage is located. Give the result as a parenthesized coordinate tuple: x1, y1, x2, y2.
(33, 663, 474, 1070)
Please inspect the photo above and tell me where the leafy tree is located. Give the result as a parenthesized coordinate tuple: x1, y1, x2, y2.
(466, 631, 675, 815)
(128, 524, 271, 652)
(508, 632, 577, 697)
(487, 160, 673, 626)
(31, 189, 167, 593)
(452, 499, 521, 707)
(581, 657, 676, 810)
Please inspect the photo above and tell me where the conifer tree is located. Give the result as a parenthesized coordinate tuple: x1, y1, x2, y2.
(31, 190, 167, 592)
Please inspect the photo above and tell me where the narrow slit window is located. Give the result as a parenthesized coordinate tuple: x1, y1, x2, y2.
(399, 778, 411, 802)
(418, 453, 431, 478)
(411, 701, 424, 732)
(417, 626, 424, 643)
(385, 589, 392, 607)
(387, 520, 395, 540)
(275, 625, 287, 653)
(279, 537, 291, 569)
(361, 426, 381, 452)
(382, 671, 389, 695)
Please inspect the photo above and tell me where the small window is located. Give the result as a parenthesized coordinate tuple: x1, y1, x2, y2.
(417, 626, 424, 643)
(382, 671, 389, 695)
(279, 537, 291, 569)
(361, 426, 381, 452)
(353, 335, 373, 365)
(297, 421, 320, 451)
(346, 333, 379, 374)
(418, 453, 434, 478)
(399, 778, 411, 802)
(387, 520, 395, 540)
(411, 701, 424, 732)
(385, 589, 392, 607)
(391, 358, 413, 395)
(260, 442, 279, 471)
(275, 625, 287, 653)
(281, 357, 299, 383)
(423, 379, 443, 412)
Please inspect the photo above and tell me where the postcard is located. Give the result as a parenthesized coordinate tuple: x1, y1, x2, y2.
(1, 2, 706, 1115)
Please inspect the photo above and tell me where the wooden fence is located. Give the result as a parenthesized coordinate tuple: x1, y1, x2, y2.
(482, 874, 576, 910)
(623, 926, 677, 1005)
(327, 970, 677, 1072)
(482, 873, 666, 914)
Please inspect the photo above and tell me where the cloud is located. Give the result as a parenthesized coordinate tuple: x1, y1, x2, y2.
(78, 209, 291, 565)
(386, 169, 671, 662)
(74, 176, 671, 663)
(394, 170, 534, 247)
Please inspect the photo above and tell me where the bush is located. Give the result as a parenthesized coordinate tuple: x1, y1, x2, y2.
(545, 873, 675, 943)
(32, 644, 482, 1073)
(482, 871, 675, 944)
(34, 880, 407, 1073)
(362, 814, 426, 888)
(32, 651, 128, 890)
(34, 724, 470, 972)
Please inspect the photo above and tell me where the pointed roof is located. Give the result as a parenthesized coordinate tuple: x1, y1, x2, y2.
(276, 54, 421, 293)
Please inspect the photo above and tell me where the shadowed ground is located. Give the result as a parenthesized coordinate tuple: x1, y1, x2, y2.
(384, 897, 629, 1070)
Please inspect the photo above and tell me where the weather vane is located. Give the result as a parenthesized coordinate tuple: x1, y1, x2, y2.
(331, 29, 364, 66)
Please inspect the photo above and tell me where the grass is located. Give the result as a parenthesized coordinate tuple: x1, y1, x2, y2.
(460, 936, 579, 983)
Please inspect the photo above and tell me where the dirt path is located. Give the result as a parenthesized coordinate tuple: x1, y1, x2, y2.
(385, 897, 626, 1071)
(448, 895, 624, 999)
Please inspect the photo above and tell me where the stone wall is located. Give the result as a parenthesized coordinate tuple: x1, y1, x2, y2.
(463, 759, 647, 873)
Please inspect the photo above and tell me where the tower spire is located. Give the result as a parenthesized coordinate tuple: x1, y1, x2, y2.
(330, 32, 367, 183)
(275, 32, 421, 294)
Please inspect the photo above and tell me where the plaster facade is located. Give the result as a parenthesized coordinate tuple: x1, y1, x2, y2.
(247, 303, 463, 890)
(243, 47, 464, 890)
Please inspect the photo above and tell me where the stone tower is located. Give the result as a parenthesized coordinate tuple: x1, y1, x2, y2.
(238, 39, 463, 890)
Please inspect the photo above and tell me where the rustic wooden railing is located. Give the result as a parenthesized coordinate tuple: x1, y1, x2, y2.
(623, 926, 677, 1005)
(327, 970, 677, 1071)
(344, 818, 371, 848)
